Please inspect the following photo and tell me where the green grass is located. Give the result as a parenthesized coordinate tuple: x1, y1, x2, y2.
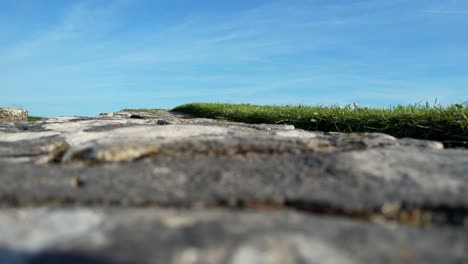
(172, 102, 468, 148)
(121, 108, 166, 114)
(27, 116, 44, 121)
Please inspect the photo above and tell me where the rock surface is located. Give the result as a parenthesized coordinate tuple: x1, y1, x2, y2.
(0, 107, 28, 122)
(1, 208, 466, 264)
(0, 109, 467, 263)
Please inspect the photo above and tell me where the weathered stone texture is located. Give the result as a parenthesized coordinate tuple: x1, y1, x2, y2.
(0, 110, 467, 263)
(0, 208, 466, 264)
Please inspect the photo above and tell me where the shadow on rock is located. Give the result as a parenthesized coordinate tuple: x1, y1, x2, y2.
(0, 248, 113, 264)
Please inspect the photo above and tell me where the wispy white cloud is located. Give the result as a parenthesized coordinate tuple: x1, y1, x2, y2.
(422, 10, 468, 14)
(303, 19, 352, 27)
(2, 1, 327, 66)
(421, 0, 468, 15)
(2, 0, 342, 91)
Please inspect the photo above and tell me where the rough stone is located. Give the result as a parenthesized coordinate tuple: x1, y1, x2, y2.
(0, 109, 467, 262)
(0, 208, 466, 264)
(0, 135, 68, 164)
(0, 107, 28, 122)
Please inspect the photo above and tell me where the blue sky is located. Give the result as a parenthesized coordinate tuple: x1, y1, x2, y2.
(1, 0, 467, 116)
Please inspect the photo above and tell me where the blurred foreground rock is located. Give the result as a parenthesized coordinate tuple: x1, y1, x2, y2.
(0, 109, 467, 263)
(0, 107, 28, 122)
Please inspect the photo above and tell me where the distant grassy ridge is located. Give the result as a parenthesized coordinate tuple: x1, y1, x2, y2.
(27, 116, 43, 121)
(172, 102, 468, 148)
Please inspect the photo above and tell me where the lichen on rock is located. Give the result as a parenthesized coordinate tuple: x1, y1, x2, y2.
(0, 107, 28, 122)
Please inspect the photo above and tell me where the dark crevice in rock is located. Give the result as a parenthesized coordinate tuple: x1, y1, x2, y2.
(1, 195, 466, 228)
(156, 119, 169, 125)
(285, 200, 468, 228)
(49, 144, 69, 163)
(443, 140, 468, 149)
(217, 199, 466, 228)
(401, 204, 468, 227)
(130, 114, 144, 119)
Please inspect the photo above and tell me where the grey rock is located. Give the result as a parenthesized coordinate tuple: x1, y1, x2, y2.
(0, 136, 68, 164)
(1, 148, 467, 226)
(397, 137, 444, 149)
(0, 208, 466, 264)
(0, 107, 28, 122)
(0, 109, 467, 262)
